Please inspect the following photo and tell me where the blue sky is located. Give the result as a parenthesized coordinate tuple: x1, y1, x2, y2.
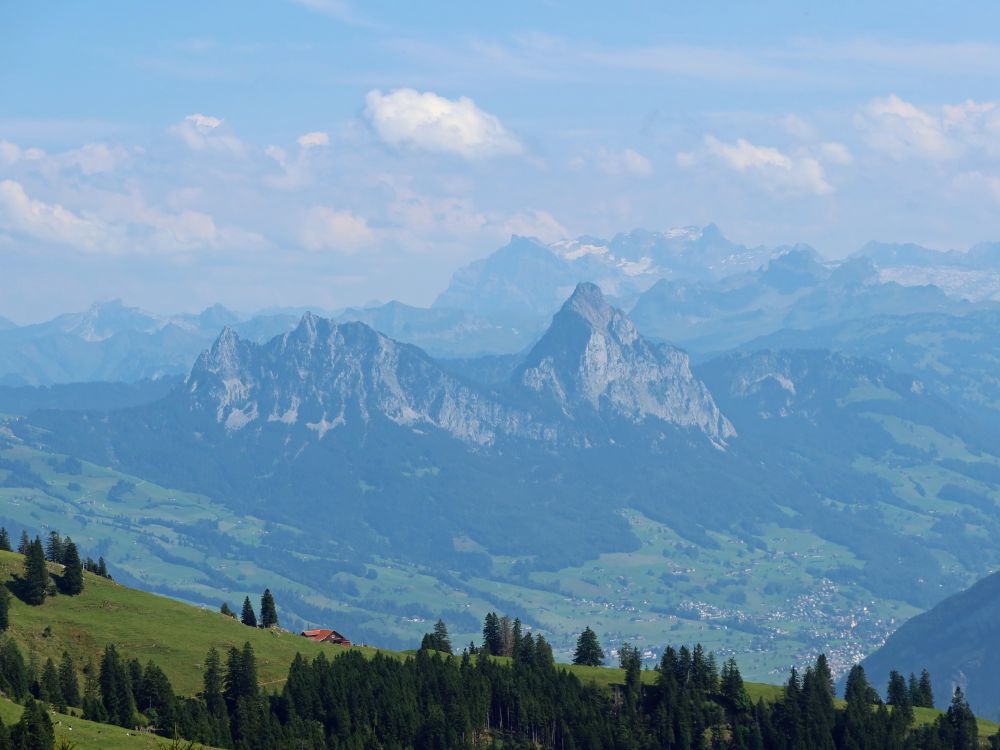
(4, 1, 1000, 320)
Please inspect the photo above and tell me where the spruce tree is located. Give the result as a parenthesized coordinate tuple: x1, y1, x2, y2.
(0, 586, 8, 632)
(58, 652, 80, 708)
(22, 537, 49, 605)
(945, 686, 978, 750)
(10, 698, 54, 750)
(60, 540, 84, 595)
(481, 612, 501, 655)
(39, 658, 65, 711)
(917, 668, 935, 708)
(17, 531, 29, 555)
(572, 626, 604, 667)
(96, 557, 109, 578)
(220, 602, 236, 618)
(259, 589, 278, 628)
(432, 619, 452, 654)
(44, 532, 63, 564)
(0, 528, 10, 552)
(240, 597, 257, 627)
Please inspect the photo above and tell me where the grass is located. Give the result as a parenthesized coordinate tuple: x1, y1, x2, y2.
(0, 695, 223, 749)
(0, 550, 378, 696)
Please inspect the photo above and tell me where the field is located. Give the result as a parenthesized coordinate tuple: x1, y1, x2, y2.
(3, 405, 1000, 687)
(0, 696, 223, 750)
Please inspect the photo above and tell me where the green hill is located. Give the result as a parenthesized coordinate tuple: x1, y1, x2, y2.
(0, 549, 369, 696)
(0, 695, 224, 750)
(2, 548, 998, 746)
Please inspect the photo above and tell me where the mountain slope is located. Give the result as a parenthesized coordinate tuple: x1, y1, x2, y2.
(861, 568, 1000, 719)
(513, 282, 733, 442)
(745, 309, 1000, 417)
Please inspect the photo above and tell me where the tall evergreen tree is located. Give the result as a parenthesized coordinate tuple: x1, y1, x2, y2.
(0, 586, 9, 632)
(0, 528, 10, 552)
(482, 612, 501, 655)
(572, 626, 604, 667)
(240, 597, 257, 627)
(44, 532, 63, 564)
(917, 668, 935, 708)
(220, 601, 236, 618)
(60, 540, 83, 595)
(259, 589, 278, 628)
(99, 644, 136, 727)
(10, 698, 54, 750)
(433, 619, 452, 654)
(58, 652, 80, 708)
(17, 531, 29, 555)
(21, 537, 49, 605)
(39, 658, 64, 711)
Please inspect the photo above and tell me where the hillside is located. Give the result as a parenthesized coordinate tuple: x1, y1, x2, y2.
(861, 567, 1000, 720)
(0, 550, 339, 695)
(2, 550, 998, 748)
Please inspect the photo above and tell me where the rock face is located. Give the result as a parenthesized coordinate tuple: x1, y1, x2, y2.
(514, 283, 734, 443)
(187, 313, 538, 446)
(187, 285, 733, 447)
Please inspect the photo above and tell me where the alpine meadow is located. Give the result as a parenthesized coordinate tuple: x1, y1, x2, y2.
(3, 2, 1000, 748)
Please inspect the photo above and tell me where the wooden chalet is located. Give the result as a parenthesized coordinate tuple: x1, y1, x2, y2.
(301, 628, 352, 646)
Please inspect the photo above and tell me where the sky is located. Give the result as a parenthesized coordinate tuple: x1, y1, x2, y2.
(4, 1, 1000, 321)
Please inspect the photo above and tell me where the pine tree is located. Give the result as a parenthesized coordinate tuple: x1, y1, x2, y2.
(259, 589, 278, 628)
(17, 531, 29, 555)
(572, 626, 604, 667)
(99, 644, 136, 727)
(240, 597, 257, 627)
(22, 537, 49, 605)
(39, 658, 65, 711)
(433, 619, 452, 654)
(60, 540, 84, 595)
(482, 612, 501, 655)
(220, 602, 236, 618)
(10, 698, 54, 750)
(945, 686, 978, 750)
(917, 668, 935, 708)
(96, 557, 109, 578)
(0, 528, 10, 552)
(44, 531, 63, 564)
(887, 670, 909, 706)
(0, 586, 8, 632)
(58, 652, 80, 708)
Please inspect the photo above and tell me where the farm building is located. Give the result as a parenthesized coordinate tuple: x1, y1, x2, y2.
(301, 628, 352, 646)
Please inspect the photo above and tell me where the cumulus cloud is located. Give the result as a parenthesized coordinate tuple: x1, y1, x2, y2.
(695, 135, 833, 195)
(857, 94, 1000, 160)
(0, 179, 109, 250)
(297, 131, 330, 148)
(300, 207, 374, 253)
(169, 113, 244, 154)
(0, 141, 46, 166)
(364, 89, 522, 159)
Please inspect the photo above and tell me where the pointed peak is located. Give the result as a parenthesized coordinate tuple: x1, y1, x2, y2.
(562, 282, 613, 326)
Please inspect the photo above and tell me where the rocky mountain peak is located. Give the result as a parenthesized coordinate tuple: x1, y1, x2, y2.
(515, 282, 735, 443)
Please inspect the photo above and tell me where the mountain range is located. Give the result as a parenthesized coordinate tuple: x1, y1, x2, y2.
(6, 280, 1000, 684)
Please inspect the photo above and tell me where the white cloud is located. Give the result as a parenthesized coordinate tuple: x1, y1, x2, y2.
(856, 95, 1000, 161)
(501, 209, 569, 243)
(698, 135, 833, 195)
(0, 140, 46, 165)
(819, 142, 854, 165)
(955, 171, 1000, 205)
(572, 147, 653, 177)
(364, 89, 522, 159)
(300, 207, 374, 253)
(59, 143, 132, 174)
(297, 131, 330, 148)
(0, 179, 108, 250)
(169, 113, 244, 154)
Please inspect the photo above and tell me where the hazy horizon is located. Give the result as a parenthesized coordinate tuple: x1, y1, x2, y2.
(5, 2, 1000, 318)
